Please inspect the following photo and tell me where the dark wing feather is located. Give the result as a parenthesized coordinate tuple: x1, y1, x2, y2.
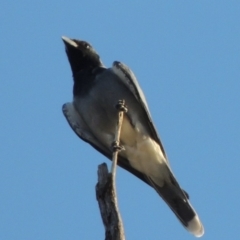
(112, 61, 168, 160)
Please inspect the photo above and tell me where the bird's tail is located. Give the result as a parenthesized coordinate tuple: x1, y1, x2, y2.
(148, 176, 204, 237)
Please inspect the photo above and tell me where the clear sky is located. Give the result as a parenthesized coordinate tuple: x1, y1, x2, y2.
(1, 1, 240, 239)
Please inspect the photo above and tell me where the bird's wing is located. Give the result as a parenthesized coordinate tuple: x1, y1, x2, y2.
(62, 102, 150, 186)
(62, 102, 109, 154)
(111, 61, 168, 159)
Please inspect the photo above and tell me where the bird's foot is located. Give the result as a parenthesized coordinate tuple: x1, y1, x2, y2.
(115, 100, 128, 113)
(111, 141, 125, 152)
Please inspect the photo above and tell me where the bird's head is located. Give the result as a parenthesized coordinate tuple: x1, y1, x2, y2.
(62, 36, 103, 75)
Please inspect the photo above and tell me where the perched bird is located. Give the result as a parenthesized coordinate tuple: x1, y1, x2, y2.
(61, 36, 204, 237)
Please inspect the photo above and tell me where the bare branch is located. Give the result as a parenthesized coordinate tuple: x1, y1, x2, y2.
(96, 100, 127, 240)
(111, 100, 127, 185)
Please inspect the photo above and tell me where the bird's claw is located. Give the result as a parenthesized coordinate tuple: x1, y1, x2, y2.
(111, 141, 125, 152)
(115, 100, 128, 113)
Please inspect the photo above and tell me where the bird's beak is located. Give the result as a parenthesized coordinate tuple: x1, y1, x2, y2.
(62, 36, 78, 48)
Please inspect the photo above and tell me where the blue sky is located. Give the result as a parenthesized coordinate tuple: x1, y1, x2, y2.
(1, 1, 240, 239)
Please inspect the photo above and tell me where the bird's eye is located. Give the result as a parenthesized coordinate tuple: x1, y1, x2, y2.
(84, 43, 90, 49)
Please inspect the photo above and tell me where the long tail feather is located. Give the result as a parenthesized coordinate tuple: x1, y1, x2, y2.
(148, 177, 204, 237)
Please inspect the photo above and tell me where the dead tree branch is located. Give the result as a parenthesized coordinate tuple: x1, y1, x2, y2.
(96, 100, 127, 240)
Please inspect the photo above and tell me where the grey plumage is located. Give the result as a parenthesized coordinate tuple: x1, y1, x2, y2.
(61, 36, 204, 237)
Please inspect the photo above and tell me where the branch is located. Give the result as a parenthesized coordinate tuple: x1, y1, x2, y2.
(96, 100, 127, 240)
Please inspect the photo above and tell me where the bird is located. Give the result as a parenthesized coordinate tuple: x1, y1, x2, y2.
(61, 36, 204, 237)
